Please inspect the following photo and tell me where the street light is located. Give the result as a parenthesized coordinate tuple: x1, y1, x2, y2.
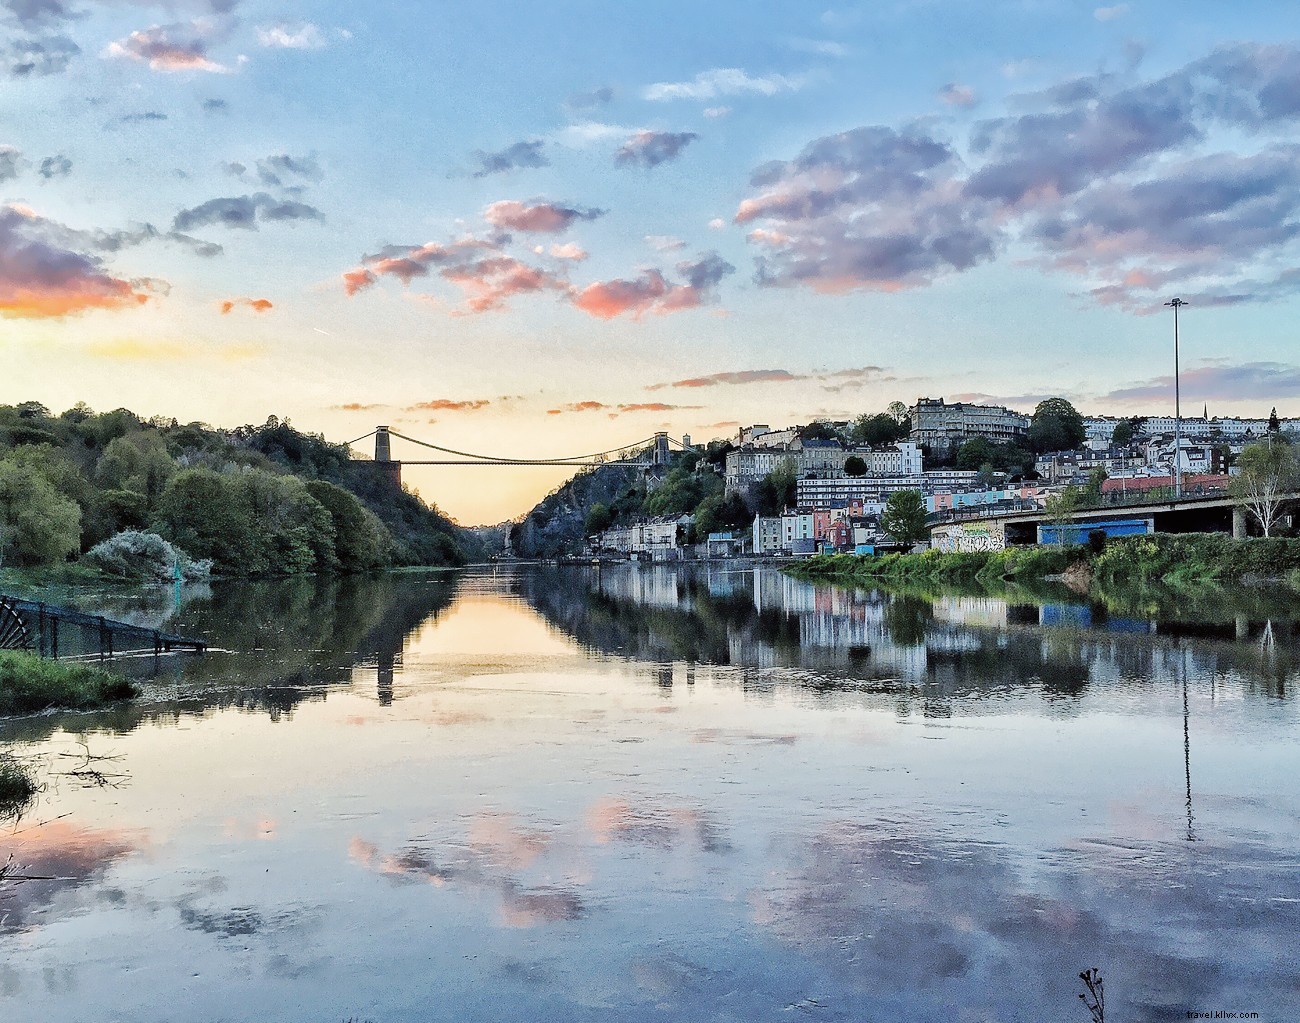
(1165, 298, 1187, 499)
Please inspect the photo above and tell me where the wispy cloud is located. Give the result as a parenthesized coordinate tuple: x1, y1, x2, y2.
(256, 23, 326, 49)
(1100, 362, 1300, 404)
(172, 193, 324, 231)
(0, 204, 159, 318)
(472, 140, 548, 178)
(646, 364, 892, 391)
(104, 21, 231, 73)
(938, 82, 977, 107)
(573, 252, 733, 319)
(643, 67, 805, 102)
(219, 296, 272, 314)
(614, 130, 699, 169)
(405, 398, 492, 412)
(483, 199, 604, 233)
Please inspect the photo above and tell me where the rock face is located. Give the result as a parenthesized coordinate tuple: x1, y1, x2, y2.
(514, 464, 641, 558)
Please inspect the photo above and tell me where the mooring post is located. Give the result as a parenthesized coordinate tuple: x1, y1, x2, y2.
(98, 615, 108, 659)
(37, 602, 46, 657)
(51, 617, 59, 660)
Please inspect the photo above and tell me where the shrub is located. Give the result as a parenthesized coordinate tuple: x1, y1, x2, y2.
(0, 651, 138, 715)
(84, 530, 211, 581)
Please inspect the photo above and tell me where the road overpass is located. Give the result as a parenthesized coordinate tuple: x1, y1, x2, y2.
(930, 491, 1298, 552)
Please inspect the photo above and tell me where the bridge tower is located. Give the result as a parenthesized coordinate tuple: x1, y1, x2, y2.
(374, 426, 402, 488)
(653, 432, 670, 467)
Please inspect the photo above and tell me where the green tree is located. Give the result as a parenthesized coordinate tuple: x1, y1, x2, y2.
(843, 455, 868, 477)
(1082, 467, 1107, 504)
(956, 436, 995, 470)
(887, 401, 911, 426)
(155, 469, 259, 573)
(850, 413, 905, 447)
(693, 492, 750, 538)
(1232, 438, 1299, 537)
(305, 480, 392, 571)
(1112, 419, 1135, 447)
(1028, 398, 1086, 454)
(584, 501, 613, 535)
(0, 456, 82, 566)
(1044, 486, 1082, 528)
(880, 490, 929, 551)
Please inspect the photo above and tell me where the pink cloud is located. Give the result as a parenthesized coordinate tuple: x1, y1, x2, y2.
(483, 199, 604, 233)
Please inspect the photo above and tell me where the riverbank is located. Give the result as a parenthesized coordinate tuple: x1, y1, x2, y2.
(786, 534, 1300, 589)
(0, 651, 139, 716)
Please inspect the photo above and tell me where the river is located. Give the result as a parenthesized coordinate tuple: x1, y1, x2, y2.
(2, 564, 1299, 1021)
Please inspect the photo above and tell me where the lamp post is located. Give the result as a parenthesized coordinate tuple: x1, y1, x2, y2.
(1165, 298, 1186, 499)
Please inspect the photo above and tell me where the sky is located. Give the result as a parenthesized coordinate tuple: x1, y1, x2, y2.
(4, 0, 1300, 523)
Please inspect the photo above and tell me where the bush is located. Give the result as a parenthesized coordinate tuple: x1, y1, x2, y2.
(84, 530, 211, 581)
(0, 754, 35, 817)
(0, 651, 138, 715)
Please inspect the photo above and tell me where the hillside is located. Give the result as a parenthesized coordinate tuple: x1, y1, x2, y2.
(0, 402, 483, 575)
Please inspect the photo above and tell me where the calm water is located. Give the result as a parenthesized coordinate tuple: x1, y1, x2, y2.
(3, 565, 1299, 1022)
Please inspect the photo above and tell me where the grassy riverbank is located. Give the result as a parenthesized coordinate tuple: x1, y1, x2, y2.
(0, 651, 139, 716)
(788, 534, 1300, 589)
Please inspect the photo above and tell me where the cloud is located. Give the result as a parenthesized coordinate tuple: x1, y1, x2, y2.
(643, 67, 804, 101)
(1, 0, 78, 28)
(646, 369, 802, 390)
(614, 130, 699, 169)
(703, 106, 730, 119)
(256, 23, 325, 49)
(0, 145, 21, 181)
(788, 38, 849, 58)
(104, 21, 229, 73)
(1094, 4, 1129, 20)
(1100, 362, 1300, 404)
(617, 402, 703, 413)
(734, 44, 1300, 308)
(344, 237, 499, 290)
(0, 203, 158, 318)
(567, 85, 613, 110)
(645, 235, 684, 252)
(546, 400, 609, 415)
(202, 97, 228, 113)
(472, 140, 548, 178)
(483, 199, 604, 233)
(573, 251, 734, 320)
(172, 193, 324, 231)
(939, 83, 977, 107)
(443, 255, 569, 313)
(2, 33, 78, 77)
(38, 153, 70, 178)
(542, 241, 587, 261)
(405, 398, 491, 412)
(331, 402, 386, 411)
(121, 110, 168, 123)
(219, 296, 272, 314)
(256, 152, 323, 187)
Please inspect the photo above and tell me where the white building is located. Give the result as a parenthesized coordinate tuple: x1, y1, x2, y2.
(796, 470, 980, 507)
(752, 516, 783, 555)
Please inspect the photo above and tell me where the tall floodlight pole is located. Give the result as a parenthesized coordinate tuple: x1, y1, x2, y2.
(1166, 298, 1186, 498)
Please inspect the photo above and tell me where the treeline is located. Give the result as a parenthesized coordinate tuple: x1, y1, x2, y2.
(0, 402, 481, 576)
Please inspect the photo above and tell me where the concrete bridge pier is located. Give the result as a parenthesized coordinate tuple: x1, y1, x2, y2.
(1233, 506, 1248, 539)
(374, 426, 402, 489)
(653, 432, 670, 466)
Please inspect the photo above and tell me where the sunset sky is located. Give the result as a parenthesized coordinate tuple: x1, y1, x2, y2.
(4, 0, 1300, 522)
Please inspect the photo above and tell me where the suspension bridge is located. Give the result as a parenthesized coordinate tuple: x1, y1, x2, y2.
(343, 427, 696, 488)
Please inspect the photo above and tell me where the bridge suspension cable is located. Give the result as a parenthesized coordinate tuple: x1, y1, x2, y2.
(342, 429, 377, 447)
(385, 429, 659, 466)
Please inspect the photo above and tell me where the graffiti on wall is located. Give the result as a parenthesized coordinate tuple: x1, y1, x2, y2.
(932, 522, 1007, 553)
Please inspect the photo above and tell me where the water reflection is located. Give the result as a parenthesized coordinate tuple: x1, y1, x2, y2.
(516, 563, 1300, 709)
(2, 565, 1299, 1022)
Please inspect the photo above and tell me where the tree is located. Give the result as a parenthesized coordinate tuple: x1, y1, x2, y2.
(799, 420, 841, 443)
(956, 436, 995, 470)
(1028, 398, 1086, 453)
(1082, 467, 1107, 504)
(887, 401, 911, 427)
(0, 456, 81, 565)
(843, 455, 868, 477)
(305, 480, 392, 571)
(1044, 486, 1082, 528)
(1269, 407, 1281, 433)
(584, 502, 613, 535)
(752, 458, 798, 515)
(1111, 419, 1135, 447)
(1233, 438, 1299, 537)
(850, 413, 905, 447)
(879, 490, 928, 551)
